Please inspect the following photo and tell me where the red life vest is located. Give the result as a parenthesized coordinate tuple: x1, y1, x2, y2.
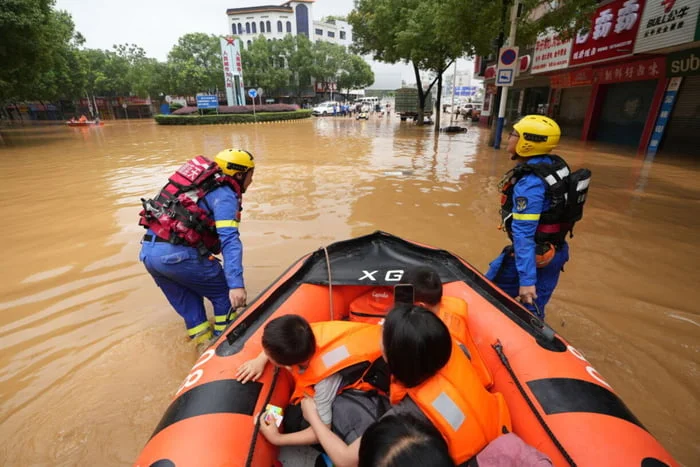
(138, 156, 242, 256)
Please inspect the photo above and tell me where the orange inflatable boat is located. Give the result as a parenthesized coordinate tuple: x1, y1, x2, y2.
(135, 231, 677, 467)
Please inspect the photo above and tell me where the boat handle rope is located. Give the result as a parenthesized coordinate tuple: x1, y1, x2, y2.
(323, 246, 334, 321)
(492, 340, 577, 467)
(245, 365, 280, 467)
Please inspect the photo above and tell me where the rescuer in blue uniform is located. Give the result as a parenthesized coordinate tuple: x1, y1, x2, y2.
(139, 149, 255, 343)
(486, 116, 571, 320)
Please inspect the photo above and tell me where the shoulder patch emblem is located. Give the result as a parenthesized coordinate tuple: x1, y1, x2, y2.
(515, 197, 528, 212)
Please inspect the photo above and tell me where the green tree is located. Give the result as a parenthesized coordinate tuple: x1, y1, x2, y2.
(168, 33, 224, 95)
(350, 0, 598, 127)
(284, 35, 315, 99)
(240, 36, 292, 94)
(0, 0, 86, 107)
(337, 54, 374, 98)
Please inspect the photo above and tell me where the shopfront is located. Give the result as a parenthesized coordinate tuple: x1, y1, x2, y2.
(549, 68, 593, 137)
(659, 47, 700, 155)
(584, 57, 666, 149)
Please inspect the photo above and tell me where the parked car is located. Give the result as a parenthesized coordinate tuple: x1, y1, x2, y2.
(312, 102, 337, 116)
(460, 103, 483, 122)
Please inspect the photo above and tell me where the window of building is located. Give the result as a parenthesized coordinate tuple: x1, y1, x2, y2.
(315, 28, 323, 35)
(277, 20, 283, 32)
(260, 21, 265, 33)
(328, 31, 335, 38)
(251, 22, 257, 33)
(339, 31, 346, 40)
(238, 23, 243, 34)
(286, 21, 292, 33)
(245, 22, 250, 34)
(266, 21, 271, 33)
(246, 40, 251, 47)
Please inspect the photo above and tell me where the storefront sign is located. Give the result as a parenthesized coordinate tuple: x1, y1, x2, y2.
(634, 0, 700, 53)
(667, 47, 700, 77)
(550, 68, 593, 88)
(220, 36, 246, 106)
(532, 29, 573, 74)
(593, 56, 665, 84)
(647, 77, 683, 156)
(571, 0, 646, 67)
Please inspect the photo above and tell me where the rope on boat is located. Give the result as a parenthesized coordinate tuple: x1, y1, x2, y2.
(492, 341, 577, 467)
(323, 246, 334, 320)
(245, 366, 280, 467)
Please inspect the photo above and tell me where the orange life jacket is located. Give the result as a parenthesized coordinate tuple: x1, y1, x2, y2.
(349, 289, 493, 388)
(290, 321, 386, 404)
(437, 297, 493, 388)
(390, 340, 512, 464)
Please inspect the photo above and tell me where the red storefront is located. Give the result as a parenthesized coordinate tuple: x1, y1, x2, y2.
(547, 0, 668, 152)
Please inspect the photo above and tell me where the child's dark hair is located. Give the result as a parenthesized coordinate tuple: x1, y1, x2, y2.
(359, 414, 455, 467)
(261, 314, 316, 366)
(382, 304, 451, 387)
(405, 266, 442, 306)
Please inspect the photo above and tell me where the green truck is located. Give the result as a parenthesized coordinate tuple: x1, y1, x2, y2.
(394, 87, 434, 121)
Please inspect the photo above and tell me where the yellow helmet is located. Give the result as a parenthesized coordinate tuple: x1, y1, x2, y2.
(214, 149, 255, 176)
(513, 115, 561, 157)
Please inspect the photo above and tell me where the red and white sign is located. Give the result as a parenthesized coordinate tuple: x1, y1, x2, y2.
(634, 0, 700, 53)
(593, 56, 665, 84)
(532, 29, 573, 74)
(550, 68, 593, 88)
(571, 0, 646, 67)
(220, 37, 245, 106)
(484, 55, 531, 80)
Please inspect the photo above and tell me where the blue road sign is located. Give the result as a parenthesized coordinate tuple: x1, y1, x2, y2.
(196, 95, 218, 109)
(497, 69, 514, 86)
(248, 88, 258, 99)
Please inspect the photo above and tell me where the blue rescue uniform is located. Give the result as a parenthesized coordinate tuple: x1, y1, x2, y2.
(486, 155, 569, 319)
(139, 185, 244, 339)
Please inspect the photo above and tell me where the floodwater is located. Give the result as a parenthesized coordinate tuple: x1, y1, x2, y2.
(0, 117, 697, 466)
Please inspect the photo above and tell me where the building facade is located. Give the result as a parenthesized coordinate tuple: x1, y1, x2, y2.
(226, 0, 353, 49)
(476, 0, 700, 155)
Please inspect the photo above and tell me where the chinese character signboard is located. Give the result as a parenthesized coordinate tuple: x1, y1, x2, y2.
(634, 0, 699, 53)
(196, 95, 219, 109)
(593, 56, 665, 84)
(647, 77, 682, 156)
(571, 0, 646, 67)
(532, 29, 573, 74)
(220, 37, 245, 106)
(550, 68, 593, 88)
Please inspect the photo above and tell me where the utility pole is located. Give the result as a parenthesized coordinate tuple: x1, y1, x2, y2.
(450, 61, 458, 125)
(494, 0, 520, 149)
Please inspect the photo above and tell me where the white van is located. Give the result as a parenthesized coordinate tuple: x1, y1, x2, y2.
(354, 97, 379, 106)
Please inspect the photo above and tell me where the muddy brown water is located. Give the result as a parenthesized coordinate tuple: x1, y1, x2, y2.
(0, 117, 697, 466)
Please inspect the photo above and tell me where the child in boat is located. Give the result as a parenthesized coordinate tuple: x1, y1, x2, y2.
(300, 304, 511, 466)
(236, 315, 389, 448)
(358, 414, 455, 467)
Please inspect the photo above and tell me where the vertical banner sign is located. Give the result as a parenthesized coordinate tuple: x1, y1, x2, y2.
(647, 77, 682, 156)
(220, 37, 246, 106)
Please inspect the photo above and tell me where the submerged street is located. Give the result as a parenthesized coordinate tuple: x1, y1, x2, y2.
(0, 117, 698, 465)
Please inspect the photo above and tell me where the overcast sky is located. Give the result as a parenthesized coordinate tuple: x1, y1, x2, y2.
(54, 0, 475, 88)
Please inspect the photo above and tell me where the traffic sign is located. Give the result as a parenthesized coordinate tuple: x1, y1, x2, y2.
(496, 46, 519, 87)
(248, 88, 258, 99)
(196, 95, 218, 109)
(256, 87, 264, 97)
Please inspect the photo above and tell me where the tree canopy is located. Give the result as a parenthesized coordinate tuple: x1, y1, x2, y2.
(349, 0, 598, 126)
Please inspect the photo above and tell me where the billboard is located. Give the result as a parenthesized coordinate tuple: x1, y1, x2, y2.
(570, 0, 646, 67)
(220, 37, 246, 106)
(634, 0, 700, 53)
